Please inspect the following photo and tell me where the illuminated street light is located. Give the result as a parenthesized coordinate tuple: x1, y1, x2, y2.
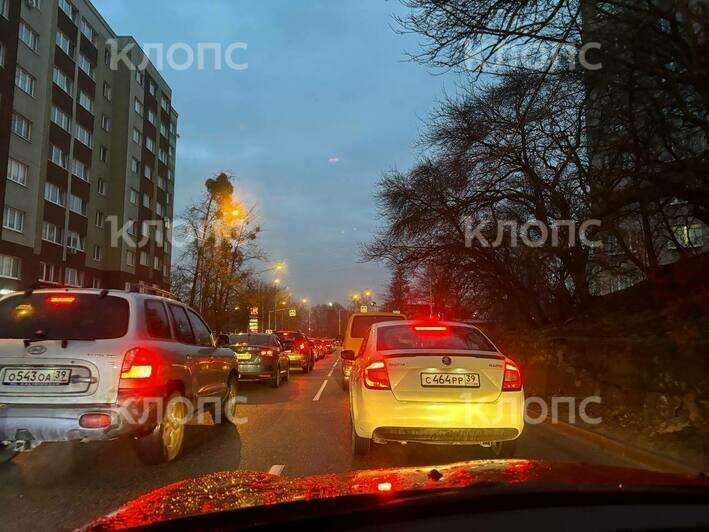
(274, 278, 281, 285)
(301, 298, 308, 304)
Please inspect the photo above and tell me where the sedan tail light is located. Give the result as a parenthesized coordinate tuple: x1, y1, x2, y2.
(502, 360, 522, 391)
(260, 349, 274, 356)
(364, 360, 390, 390)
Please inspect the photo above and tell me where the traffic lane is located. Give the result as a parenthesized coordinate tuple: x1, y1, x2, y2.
(0, 357, 331, 532)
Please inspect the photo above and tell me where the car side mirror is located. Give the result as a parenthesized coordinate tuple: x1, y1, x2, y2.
(341, 349, 356, 361)
(215, 334, 230, 348)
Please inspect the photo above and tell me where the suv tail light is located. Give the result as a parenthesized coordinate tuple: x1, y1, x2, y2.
(295, 341, 307, 354)
(502, 360, 522, 391)
(120, 347, 155, 380)
(260, 349, 274, 356)
(364, 360, 391, 390)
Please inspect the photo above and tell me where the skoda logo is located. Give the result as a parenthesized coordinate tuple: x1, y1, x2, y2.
(441, 356, 452, 366)
(26, 345, 47, 355)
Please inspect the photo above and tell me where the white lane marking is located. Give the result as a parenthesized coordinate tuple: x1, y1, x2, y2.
(327, 356, 340, 378)
(313, 379, 328, 401)
(269, 464, 285, 476)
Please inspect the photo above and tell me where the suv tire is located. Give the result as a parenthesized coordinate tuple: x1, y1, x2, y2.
(134, 391, 187, 464)
(351, 420, 370, 456)
(215, 376, 238, 424)
(271, 366, 281, 388)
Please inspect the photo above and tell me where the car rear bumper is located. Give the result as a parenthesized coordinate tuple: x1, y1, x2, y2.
(287, 353, 308, 367)
(0, 399, 160, 444)
(238, 361, 274, 381)
(353, 389, 525, 443)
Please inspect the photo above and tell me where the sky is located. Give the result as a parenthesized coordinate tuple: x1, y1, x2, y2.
(93, 0, 457, 304)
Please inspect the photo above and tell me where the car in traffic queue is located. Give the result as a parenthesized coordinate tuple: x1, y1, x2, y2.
(228, 333, 290, 388)
(275, 331, 315, 372)
(0, 285, 239, 465)
(346, 320, 524, 457)
(340, 312, 406, 390)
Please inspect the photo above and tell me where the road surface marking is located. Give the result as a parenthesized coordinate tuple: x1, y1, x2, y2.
(313, 380, 328, 401)
(268, 464, 285, 476)
(327, 357, 340, 377)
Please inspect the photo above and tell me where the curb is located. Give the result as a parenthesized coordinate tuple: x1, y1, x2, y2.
(542, 417, 699, 475)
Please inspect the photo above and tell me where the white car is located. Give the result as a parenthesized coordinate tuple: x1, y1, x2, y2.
(0, 285, 239, 465)
(345, 320, 524, 457)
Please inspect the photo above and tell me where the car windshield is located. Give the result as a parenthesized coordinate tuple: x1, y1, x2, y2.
(1, 0, 706, 530)
(0, 293, 129, 340)
(377, 325, 496, 352)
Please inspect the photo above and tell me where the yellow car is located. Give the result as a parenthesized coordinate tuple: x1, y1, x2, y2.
(345, 320, 524, 457)
(340, 312, 405, 390)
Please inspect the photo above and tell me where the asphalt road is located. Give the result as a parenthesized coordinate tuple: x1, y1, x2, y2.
(0, 350, 641, 531)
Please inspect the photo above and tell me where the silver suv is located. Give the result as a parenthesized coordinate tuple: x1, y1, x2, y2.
(0, 285, 239, 464)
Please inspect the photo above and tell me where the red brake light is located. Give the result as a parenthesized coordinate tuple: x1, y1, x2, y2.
(414, 325, 448, 332)
(502, 360, 522, 391)
(364, 360, 390, 390)
(120, 347, 154, 380)
(49, 296, 76, 304)
(79, 413, 112, 428)
(260, 349, 274, 356)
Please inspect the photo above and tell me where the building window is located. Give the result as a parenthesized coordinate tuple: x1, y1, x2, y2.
(44, 182, 66, 206)
(130, 158, 140, 174)
(157, 175, 166, 190)
(78, 91, 94, 113)
(42, 221, 63, 245)
(103, 82, 112, 101)
(156, 202, 164, 216)
(69, 194, 87, 216)
(153, 256, 161, 270)
(139, 251, 149, 266)
(148, 81, 156, 97)
(95, 210, 104, 227)
(141, 193, 150, 208)
(132, 128, 142, 144)
(15, 66, 36, 97)
(671, 224, 704, 249)
(92, 245, 103, 261)
(78, 54, 95, 80)
(160, 97, 169, 112)
(74, 123, 93, 148)
(127, 219, 137, 236)
(0, 254, 21, 280)
(135, 70, 144, 85)
(59, 0, 77, 21)
(80, 18, 97, 45)
(1, 0, 8, 19)
(147, 109, 156, 125)
(50, 105, 71, 131)
(7, 158, 29, 186)
(158, 149, 168, 164)
(126, 251, 136, 267)
(49, 144, 68, 169)
(134, 98, 143, 116)
(129, 188, 138, 204)
(39, 262, 59, 283)
(65, 268, 83, 287)
(66, 231, 84, 252)
(159, 122, 168, 138)
(0, 43, 5, 67)
(71, 158, 90, 182)
(99, 145, 108, 163)
(11, 112, 32, 141)
(56, 31, 75, 57)
(143, 164, 152, 180)
(101, 114, 111, 131)
(97, 178, 107, 195)
(53, 68, 73, 94)
(145, 137, 155, 153)
(19, 22, 39, 52)
(166, 192, 172, 205)
(3, 206, 25, 233)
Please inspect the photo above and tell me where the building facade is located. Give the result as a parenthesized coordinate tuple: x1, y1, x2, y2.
(0, 0, 177, 292)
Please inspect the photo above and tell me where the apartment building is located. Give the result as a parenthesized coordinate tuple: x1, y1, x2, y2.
(0, 0, 177, 292)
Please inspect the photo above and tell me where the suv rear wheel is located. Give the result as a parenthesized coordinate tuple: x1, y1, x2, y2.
(134, 391, 187, 464)
(216, 376, 238, 424)
(0, 443, 18, 464)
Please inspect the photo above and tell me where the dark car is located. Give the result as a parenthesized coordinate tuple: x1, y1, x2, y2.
(229, 333, 289, 388)
(275, 331, 314, 373)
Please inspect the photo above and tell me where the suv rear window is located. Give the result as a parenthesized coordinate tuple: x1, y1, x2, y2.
(350, 315, 405, 338)
(0, 293, 129, 340)
(145, 300, 171, 339)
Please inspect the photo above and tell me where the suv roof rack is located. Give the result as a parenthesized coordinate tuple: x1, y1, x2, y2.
(127, 283, 181, 301)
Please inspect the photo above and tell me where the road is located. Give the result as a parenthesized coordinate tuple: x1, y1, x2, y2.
(0, 350, 641, 531)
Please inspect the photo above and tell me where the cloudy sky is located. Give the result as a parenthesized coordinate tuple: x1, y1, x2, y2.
(93, 0, 456, 304)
